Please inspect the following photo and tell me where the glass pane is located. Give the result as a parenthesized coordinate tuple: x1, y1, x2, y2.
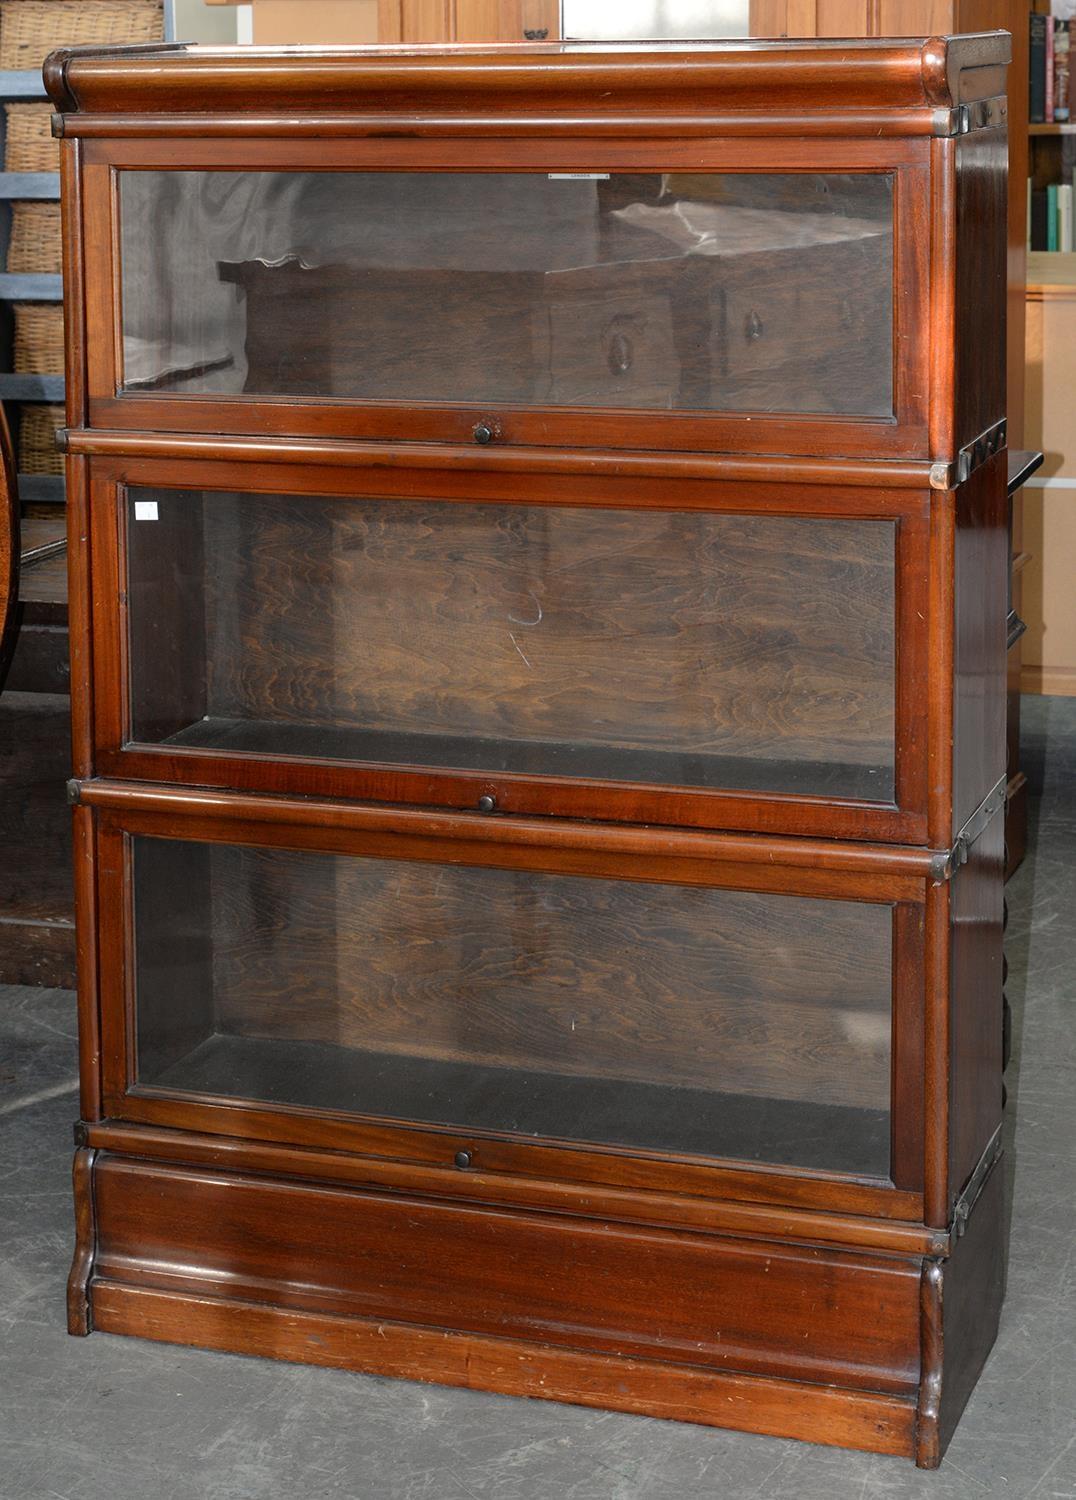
(119, 170, 894, 416)
(126, 487, 897, 802)
(133, 837, 894, 1177)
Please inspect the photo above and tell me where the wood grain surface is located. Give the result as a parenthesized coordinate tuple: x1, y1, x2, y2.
(130, 836, 895, 1118)
(125, 487, 897, 780)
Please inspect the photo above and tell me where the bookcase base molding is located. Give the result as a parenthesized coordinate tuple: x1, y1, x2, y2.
(69, 1140, 1004, 1468)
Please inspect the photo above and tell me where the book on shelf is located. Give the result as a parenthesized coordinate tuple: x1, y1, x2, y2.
(1060, 183, 1074, 251)
(1028, 175, 1076, 251)
(1030, 12, 1076, 123)
(1031, 11, 1048, 123)
(1048, 182, 1058, 250)
(1047, 16, 1055, 121)
(1058, 21, 1072, 123)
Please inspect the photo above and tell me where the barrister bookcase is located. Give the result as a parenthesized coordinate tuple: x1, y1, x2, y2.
(49, 34, 1011, 1467)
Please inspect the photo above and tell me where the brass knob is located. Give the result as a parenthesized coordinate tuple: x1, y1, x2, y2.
(473, 422, 494, 445)
(608, 331, 633, 376)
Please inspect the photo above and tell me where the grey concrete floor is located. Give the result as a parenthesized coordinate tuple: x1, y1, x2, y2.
(1, 695, 1073, 1500)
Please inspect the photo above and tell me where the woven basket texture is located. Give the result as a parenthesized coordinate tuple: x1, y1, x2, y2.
(3, 101, 56, 171)
(18, 402, 65, 475)
(14, 301, 64, 373)
(7, 201, 62, 272)
(0, 0, 163, 71)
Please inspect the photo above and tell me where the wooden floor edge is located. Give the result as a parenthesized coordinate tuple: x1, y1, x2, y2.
(89, 1281, 917, 1460)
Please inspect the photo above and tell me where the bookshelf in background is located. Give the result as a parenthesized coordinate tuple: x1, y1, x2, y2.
(1025, 11, 1076, 708)
(1029, 3, 1076, 257)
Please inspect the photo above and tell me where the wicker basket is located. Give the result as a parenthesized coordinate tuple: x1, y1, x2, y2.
(3, 101, 56, 172)
(0, 0, 164, 71)
(14, 301, 64, 374)
(7, 201, 61, 273)
(18, 402, 64, 476)
(4, 100, 55, 172)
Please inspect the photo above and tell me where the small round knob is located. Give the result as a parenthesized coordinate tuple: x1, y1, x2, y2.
(454, 1150, 472, 1169)
(607, 331, 633, 376)
(477, 794, 496, 814)
(744, 310, 764, 343)
(473, 422, 494, 445)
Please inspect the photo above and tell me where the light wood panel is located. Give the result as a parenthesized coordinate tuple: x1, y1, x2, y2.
(219, 0, 560, 44)
(1023, 275, 1076, 695)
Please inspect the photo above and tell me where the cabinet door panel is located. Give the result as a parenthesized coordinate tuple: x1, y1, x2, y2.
(129, 832, 896, 1179)
(121, 484, 898, 805)
(117, 169, 894, 420)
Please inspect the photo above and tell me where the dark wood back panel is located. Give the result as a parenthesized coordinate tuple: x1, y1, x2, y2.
(952, 451, 1007, 834)
(954, 128, 1007, 453)
(145, 489, 898, 773)
(132, 835, 216, 1080)
(199, 842, 894, 1108)
(947, 814, 1003, 1209)
(124, 488, 207, 742)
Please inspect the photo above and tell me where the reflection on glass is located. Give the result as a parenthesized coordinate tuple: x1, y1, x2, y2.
(119, 170, 894, 415)
(134, 836, 894, 1176)
(125, 487, 897, 801)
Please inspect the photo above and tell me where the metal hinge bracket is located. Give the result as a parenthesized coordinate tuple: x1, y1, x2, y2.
(951, 1127, 1002, 1239)
(933, 96, 1007, 137)
(929, 419, 1007, 492)
(930, 775, 1007, 882)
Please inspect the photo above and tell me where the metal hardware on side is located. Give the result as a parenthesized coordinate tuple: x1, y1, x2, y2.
(72, 1121, 88, 1148)
(933, 97, 1006, 137)
(20, 537, 67, 568)
(951, 1127, 1002, 1239)
(66, 778, 82, 806)
(1007, 610, 1028, 650)
(961, 418, 1007, 480)
(928, 420, 1007, 492)
(930, 775, 1007, 882)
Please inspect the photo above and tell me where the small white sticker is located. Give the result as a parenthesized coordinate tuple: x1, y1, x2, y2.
(133, 500, 159, 521)
(548, 173, 610, 180)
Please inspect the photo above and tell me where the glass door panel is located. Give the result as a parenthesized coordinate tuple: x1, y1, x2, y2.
(118, 170, 894, 417)
(125, 486, 897, 802)
(132, 836, 895, 1178)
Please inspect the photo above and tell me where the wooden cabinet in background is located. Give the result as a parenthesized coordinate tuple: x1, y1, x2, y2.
(203, 0, 560, 45)
(50, 34, 1011, 1467)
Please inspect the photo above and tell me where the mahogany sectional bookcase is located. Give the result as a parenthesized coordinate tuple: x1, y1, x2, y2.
(48, 34, 1011, 1467)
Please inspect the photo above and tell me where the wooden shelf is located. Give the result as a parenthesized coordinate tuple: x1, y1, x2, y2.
(0, 68, 47, 101)
(0, 273, 62, 302)
(1029, 122, 1076, 135)
(19, 520, 67, 609)
(1026, 250, 1076, 297)
(18, 474, 65, 505)
(0, 373, 63, 400)
(0, 172, 59, 201)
